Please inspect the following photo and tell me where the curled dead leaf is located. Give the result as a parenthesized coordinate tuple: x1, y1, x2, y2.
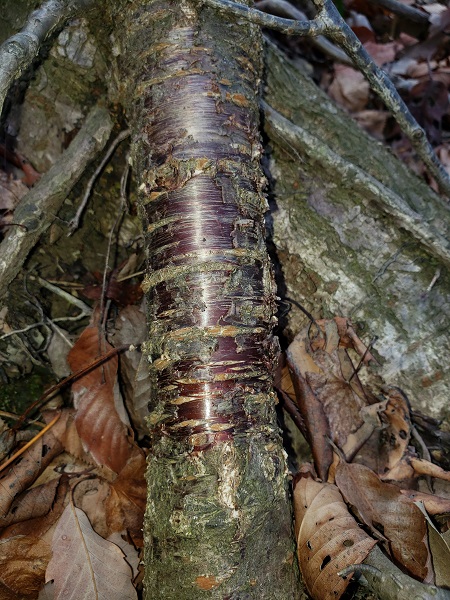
(286, 318, 375, 479)
(0, 536, 51, 598)
(335, 461, 431, 582)
(67, 322, 137, 474)
(294, 470, 376, 600)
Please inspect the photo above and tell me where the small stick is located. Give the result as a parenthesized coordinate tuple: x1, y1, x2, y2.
(256, 0, 352, 64)
(196, 0, 326, 36)
(13, 343, 134, 429)
(67, 129, 130, 234)
(368, 0, 429, 26)
(32, 275, 92, 315)
(200, 0, 450, 198)
(0, 411, 61, 474)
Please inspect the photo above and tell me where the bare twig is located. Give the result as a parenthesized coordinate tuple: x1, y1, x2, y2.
(196, 0, 326, 35)
(256, 0, 352, 64)
(319, 0, 450, 198)
(0, 105, 113, 300)
(32, 275, 92, 316)
(340, 545, 450, 600)
(0, 411, 61, 474)
(199, 0, 450, 198)
(0, 0, 94, 116)
(368, 0, 429, 26)
(67, 128, 130, 234)
(14, 342, 133, 427)
(0, 320, 48, 342)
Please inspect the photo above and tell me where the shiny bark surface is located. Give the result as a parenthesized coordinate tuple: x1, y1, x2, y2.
(117, 1, 298, 597)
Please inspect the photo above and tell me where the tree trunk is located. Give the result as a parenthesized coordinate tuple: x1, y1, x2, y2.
(1, 2, 450, 598)
(113, 1, 298, 597)
(262, 43, 450, 421)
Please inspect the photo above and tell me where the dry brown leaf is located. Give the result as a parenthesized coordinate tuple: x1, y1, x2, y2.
(410, 457, 450, 482)
(107, 532, 141, 582)
(416, 501, 450, 588)
(364, 41, 399, 66)
(286, 318, 374, 479)
(0, 425, 63, 516)
(0, 171, 29, 223)
(0, 536, 51, 598)
(110, 305, 149, 438)
(72, 477, 112, 540)
(354, 109, 389, 140)
(294, 470, 376, 600)
(105, 451, 146, 547)
(0, 475, 69, 541)
(401, 489, 450, 515)
(328, 65, 370, 112)
(335, 461, 431, 581)
(46, 503, 137, 600)
(287, 337, 332, 480)
(43, 409, 94, 468)
(0, 478, 60, 528)
(378, 387, 412, 475)
(67, 322, 137, 473)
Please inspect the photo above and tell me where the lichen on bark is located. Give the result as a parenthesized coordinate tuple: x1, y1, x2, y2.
(264, 43, 450, 420)
(114, 1, 298, 597)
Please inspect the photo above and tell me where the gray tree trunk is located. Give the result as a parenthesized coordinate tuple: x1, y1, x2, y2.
(263, 43, 450, 421)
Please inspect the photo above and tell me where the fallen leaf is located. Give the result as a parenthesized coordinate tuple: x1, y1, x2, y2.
(0, 536, 51, 598)
(0, 425, 63, 516)
(294, 470, 376, 600)
(354, 109, 389, 140)
(105, 451, 146, 547)
(110, 305, 149, 438)
(416, 501, 450, 588)
(364, 41, 399, 66)
(107, 532, 141, 581)
(0, 477, 60, 528)
(401, 489, 450, 515)
(335, 461, 431, 581)
(67, 320, 137, 473)
(286, 318, 375, 479)
(378, 387, 412, 475)
(46, 503, 137, 600)
(328, 65, 370, 112)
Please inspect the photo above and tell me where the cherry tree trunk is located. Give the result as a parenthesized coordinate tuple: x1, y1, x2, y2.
(115, 1, 298, 597)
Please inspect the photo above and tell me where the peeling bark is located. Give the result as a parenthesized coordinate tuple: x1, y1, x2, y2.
(115, 1, 298, 597)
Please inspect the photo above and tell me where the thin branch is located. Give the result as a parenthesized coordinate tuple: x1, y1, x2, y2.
(368, 0, 429, 26)
(32, 275, 92, 316)
(195, 0, 326, 36)
(0, 321, 47, 342)
(0, 105, 113, 300)
(0, 0, 94, 116)
(67, 128, 131, 234)
(340, 545, 450, 600)
(201, 0, 450, 198)
(318, 0, 450, 198)
(256, 0, 352, 64)
(0, 411, 61, 474)
(14, 342, 133, 428)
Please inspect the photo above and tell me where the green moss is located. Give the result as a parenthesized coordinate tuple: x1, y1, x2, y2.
(0, 368, 54, 417)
